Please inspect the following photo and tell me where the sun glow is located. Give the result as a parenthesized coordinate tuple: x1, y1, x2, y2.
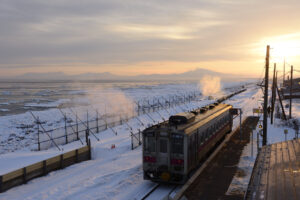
(255, 33, 300, 63)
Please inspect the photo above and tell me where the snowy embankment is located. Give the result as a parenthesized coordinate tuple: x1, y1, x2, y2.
(0, 84, 258, 200)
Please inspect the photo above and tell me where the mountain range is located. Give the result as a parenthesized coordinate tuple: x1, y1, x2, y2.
(4, 68, 252, 82)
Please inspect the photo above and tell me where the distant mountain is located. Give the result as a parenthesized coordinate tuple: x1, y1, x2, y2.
(133, 68, 237, 81)
(8, 68, 250, 82)
(12, 71, 120, 81)
(14, 72, 68, 80)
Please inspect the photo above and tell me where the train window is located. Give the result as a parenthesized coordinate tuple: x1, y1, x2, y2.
(206, 128, 210, 139)
(160, 139, 168, 153)
(200, 130, 206, 143)
(145, 137, 156, 152)
(171, 136, 183, 154)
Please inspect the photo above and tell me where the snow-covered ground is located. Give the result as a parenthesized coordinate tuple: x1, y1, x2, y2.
(0, 82, 258, 200)
(0, 81, 248, 154)
(226, 87, 300, 196)
(2, 80, 296, 200)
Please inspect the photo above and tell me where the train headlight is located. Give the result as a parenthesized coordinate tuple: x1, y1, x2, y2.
(149, 173, 154, 178)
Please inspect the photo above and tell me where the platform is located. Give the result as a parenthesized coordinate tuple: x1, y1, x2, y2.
(245, 139, 300, 200)
(174, 116, 259, 200)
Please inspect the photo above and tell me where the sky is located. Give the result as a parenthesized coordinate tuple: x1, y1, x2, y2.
(1, 0, 300, 78)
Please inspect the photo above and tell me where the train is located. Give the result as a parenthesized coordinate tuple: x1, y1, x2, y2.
(142, 103, 234, 184)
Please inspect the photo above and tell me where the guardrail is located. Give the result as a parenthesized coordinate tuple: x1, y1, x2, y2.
(0, 144, 91, 193)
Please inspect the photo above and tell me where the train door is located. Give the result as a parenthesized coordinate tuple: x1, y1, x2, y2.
(158, 137, 169, 167)
(195, 130, 199, 163)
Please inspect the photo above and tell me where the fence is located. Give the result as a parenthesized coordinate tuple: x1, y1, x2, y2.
(135, 93, 199, 115)
(0, 144, 91, 193)
(34, 91, 202, 151)
(131, 130, 142, 150)
(36, 113, 130, 150)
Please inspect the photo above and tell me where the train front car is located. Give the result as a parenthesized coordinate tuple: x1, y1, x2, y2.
(142, 103, 234, 184)
(142, 122, 187, 184)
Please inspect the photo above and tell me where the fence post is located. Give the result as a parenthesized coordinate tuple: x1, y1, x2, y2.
(139, 130, 142, 145)
(75, 149, 79, 163)
(60, 154, 64, 169)
(76, 115, 79, 140)
(148, 100, 151, 112)
(37, 118, 40, 151)
(85, 129, 89, 146)
(64, 115, 68, 144)
(43, 160, 47, 175)
(23, 167, 27, 184)
(0, 176, 2, 192)
(96, 110, 99, 133)
(105, 114, 108, 130)
(87, 111, 89, 132)
(88, 139, 91, 160)
(132, 103, 135, 118)
(131, 132, 133, 150)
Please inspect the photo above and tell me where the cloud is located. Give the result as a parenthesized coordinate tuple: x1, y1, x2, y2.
(1, 0, 300, 75)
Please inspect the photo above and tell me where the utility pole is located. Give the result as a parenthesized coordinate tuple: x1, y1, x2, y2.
(283, 58, 285, 85)
(263, 45, 270, 146)
(289, 65, 293, 119)
(271, 63, 276, 124)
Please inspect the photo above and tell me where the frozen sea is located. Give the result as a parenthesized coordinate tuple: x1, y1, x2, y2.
(0, 80, 201, 116)
(0, 80, 250, 116)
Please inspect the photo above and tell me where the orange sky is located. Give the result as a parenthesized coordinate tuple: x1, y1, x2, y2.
(1, 0, 300, 78)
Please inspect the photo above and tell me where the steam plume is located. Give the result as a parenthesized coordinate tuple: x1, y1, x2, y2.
(198, 75, 222, 97)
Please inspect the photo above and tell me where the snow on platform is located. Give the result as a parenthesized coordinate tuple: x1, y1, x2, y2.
(245, 138, 300, 200)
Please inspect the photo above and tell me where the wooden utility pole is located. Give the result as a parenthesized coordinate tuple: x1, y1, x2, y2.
(289, 65, 293, 119)
(271, 63, 276, 124)
(283, 59, 286, 85)
(263, 45, 270, 146)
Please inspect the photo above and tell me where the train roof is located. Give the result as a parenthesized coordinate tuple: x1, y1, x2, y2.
(180, 104, 232, 134)
(143, 103, 232, 135)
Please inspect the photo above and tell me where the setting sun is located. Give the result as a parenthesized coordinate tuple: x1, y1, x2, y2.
(255, 33, 300, 63)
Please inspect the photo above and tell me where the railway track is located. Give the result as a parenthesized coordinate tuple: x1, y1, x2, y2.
(139, 184, 179, 200)
(140, 184, 160, 200)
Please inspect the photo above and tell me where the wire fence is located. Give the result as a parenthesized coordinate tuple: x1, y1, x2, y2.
(33, 91, 202, 151)
(131, 131, 142, 150)
(36, 114, 130, 150)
